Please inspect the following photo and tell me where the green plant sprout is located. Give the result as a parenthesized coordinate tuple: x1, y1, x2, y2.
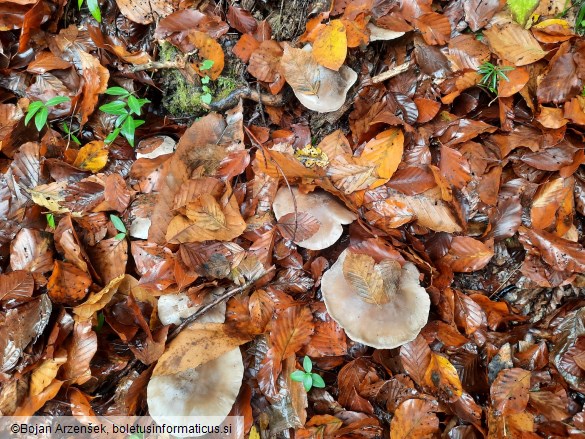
(477, 62, 515, 94)
(290, 356, 326, 392)
(61, 122, 81, 145)
(25, 96, 71, 132)
(46, 213, 55, 230)
(99, 87, 150, 147)
(79, 0, 101, 22)
(110, 214, 127, 240)
(200, 59, 215, 105)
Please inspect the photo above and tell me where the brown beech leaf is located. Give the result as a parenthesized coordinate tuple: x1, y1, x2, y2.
(13, 380, 63, 417)
(187, 31, 224, 80)
(115, 0, 174, 24)
(498, 65, 529, 97)
(491, 368, 531, 415)
(338, 358, 375, 414)
(441, 236, 494, 272)
(483, 15, 546, 66)
(10, 228, 54, 273)
(519, 226, 585, 273)
(47, 260, 92, 304)
(454, 289, 486, 335)
(529, 390, 570, 422)
(277, 212, 320, 242)
(390, 399, 439, 439)
(270, 306, 314, 362)
(439, 145, 471, 189)
(61, 321, 98, 385)
(233, 34, 260, 63)
(424, 352, 463, 403)
(77, 51, 109, 125)
(87, 236, 128, 285)
(400, 335, 432, 386)
(0, 271, 34, 302)
(30, 351, 67, 396)
(227, 5, 257, 33)
(73, 274, 124, 320)
(414, 12, 451, 45)
(104, 173, 132, 213)
(69, 387, 98, 422)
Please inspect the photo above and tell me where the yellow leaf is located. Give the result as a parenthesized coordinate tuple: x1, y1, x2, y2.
(73, 141, 108, 172)
(249, 426, 260, 439)
(356, 128, 404, 188)
(73, 274, 125, 321)
(30, 350, 67, 396)
(312, 20, 347, 71)
(185, 194, 227, 231)
(424, 353, 463, 402)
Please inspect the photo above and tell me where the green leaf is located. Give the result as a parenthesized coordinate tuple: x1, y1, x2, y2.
(507, 0, 539, 26)
(200, 59, 214, 71)
(303, 373, 313, 392)
(290, 371, 306, 382)
(86, 0, 101, 22)
(201, 93, 212, 105)
(78, 0, 83, 9)
(45, 96, 71, 107)
(94, 311, 105, 332)
(105, 127, 121, 144)
(201, 76, 210, 84)
(127, 95, 142, 115)
(110, 214, 127, 233)
(114, 232, 126, 240)
(105, 87, 130, 97)
(71, 134, 81, 145)
(311, 373, 325, 388)
(133, 119, 146, 129)
(115, 113, 129, 128)
(25, 101, 44, 126)
(46, 213, 55, 229)
(35, 106, 49, 132)
(121, 115, 136, 146)
(303, 356, 312, 373)
(99, 100, 128, 115)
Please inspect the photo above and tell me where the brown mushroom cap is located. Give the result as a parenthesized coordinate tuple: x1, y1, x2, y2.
(273, 187, 357, 250)
(321, 249, 430, 349)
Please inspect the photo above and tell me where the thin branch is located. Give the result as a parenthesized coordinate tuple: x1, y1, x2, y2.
(369, 61, 412, 84)
(167, 266, 275, 342)
(129, 59, 186, 72)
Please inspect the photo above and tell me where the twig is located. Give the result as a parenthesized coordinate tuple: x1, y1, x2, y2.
(167, 266, 275, 342)
(129, 59, 186, 72)
(368, 61, 412, 84)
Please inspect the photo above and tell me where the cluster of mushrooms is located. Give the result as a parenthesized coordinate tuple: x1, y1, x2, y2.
(147, 186, 430, 435)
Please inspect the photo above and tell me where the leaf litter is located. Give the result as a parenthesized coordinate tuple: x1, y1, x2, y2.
(1, 0, 585, 437)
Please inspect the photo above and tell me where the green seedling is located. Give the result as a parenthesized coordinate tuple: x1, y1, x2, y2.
(477, 62, 515, 94)
(79, 0, 101, 22)
(25, 96, 71, 132)
(290, 356, 326, 392)
(110, 214, 127, 240)
(46, 213, 55, 229)
(99, 87, 149, 147)
(93, 311, 105, 332)
(200, 59, 215, 105)
(62, 122, 81, 145)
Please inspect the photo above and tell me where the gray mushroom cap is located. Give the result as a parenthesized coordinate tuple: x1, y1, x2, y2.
(273, 187, 357, 250)
(321, 249, 430, 349)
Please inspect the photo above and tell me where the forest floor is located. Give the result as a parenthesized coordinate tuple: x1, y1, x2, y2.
(1, 0, 585, 438)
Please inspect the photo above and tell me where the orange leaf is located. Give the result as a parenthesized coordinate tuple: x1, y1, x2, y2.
(73, 141, 108, 172)
(233, 33, 260, 63)
(269, 306, 314, 362)
(498, 66, 529, 97)
(399, 335, 431, 386)
(441, 236, 494, 272)
(390, 399, 439, 439)
(312, 20, 347, 71)
(187, 30, 224, 80)
(414, 12, 451, 45)
(277, 212, 320, 242)
(341, 15, 369, 48)
(47, 260, 92, 304)
(61, 321, 98, 385)
(357, 128, 404, 188)
(491, 368, 531, 415)
(439, 144, 471, 189)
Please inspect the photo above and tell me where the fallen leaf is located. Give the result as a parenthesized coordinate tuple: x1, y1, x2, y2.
(491, 368, 531, 414)
(312, 20, 347, 71)
(390, 399, 439, 439)
(47, 260, 92, 304)
(73, 141, 109, 172)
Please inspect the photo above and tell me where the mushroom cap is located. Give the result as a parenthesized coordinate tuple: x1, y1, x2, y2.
(273, 187, 357, 250)
(367, 23, 406, 41)
(158, 288, 226, 326)
(321, 249, 430, 349)
(147, 347, 244, 436)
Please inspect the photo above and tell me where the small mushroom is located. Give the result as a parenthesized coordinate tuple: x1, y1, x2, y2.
(321, 249, 430, 349)
(147, 347, 244, 436)
(158, 287, 226, 326)
(273, 187, 357, 250)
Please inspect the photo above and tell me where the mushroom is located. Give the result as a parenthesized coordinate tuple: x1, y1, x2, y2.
(272, 186, 357, 250)
(367, 23, 406, 42)
(147, 347, 244, 436)
(320, 248, 430, 349)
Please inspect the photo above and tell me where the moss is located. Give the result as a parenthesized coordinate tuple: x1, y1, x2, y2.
(158, 42, 243, 118)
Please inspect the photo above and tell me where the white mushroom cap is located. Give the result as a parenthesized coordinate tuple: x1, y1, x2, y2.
(147, 347, 244, 436)
(321, 249, 430, 349)
(294, 64, 358, 113)
(367, 23, 406, 42)
(273, 187, 357, 250)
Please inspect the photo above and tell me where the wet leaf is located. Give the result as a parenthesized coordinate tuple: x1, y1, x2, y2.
(491, 368, 531, 414)
(390, 399, 439, 439)
(312, 20, 347, 71)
